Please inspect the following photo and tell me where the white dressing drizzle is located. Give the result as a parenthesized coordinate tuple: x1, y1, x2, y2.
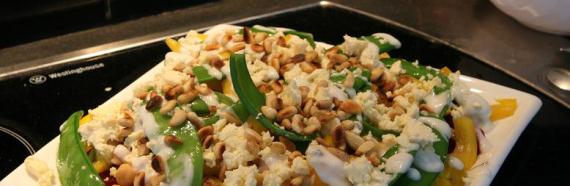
(452, 81, 492, 130)
(423, 91, 450, 114)
(418, 117, 452, 140)
(448, 156, 464, 170)
(306, 143, 349, 186)
(385, 152, 414, 174)
(406, 168, 421, 181)
(413, 149, 444, 173)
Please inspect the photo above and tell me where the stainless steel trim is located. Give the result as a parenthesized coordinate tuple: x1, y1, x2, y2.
(0, 126, 35, 154)
(0, 2, 321, 80)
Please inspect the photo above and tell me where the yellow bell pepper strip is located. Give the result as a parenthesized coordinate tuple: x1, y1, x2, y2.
(79, 114, 92, 126)
(57, 111, 104, 186)
(361, 35, 397, 54)
(165, 38, 180, 52)
(230, 53, 314, 142)
(490, 98, 517, 121)
(381, 58, 452, 95)
(434, 116, 478, 186)
(394, 127, 449, 186)
(283, 30, 316, 48)
(153, 111, 203, 186)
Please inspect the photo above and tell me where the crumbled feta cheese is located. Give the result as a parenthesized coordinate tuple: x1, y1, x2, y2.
(354, 91, 378, 120)
(218, 124, 256, 169)
(164, 52, 192, 68)
(248, 60, 279, 86)
(224, 165, 258, 186)
(338, 35, 368, 56)
(260, 131, 273, 149)
(344, 156, 373, 184)
(155, 68, 189, 89)
(24, 157, 54, 186)
(359, 42, 381, 68)
(278, 81, 302, 107)
(401, 120, 439, 146)
(344, 156, 391, 186)
(389, 60, 403, 74)
(203, 149, 217, 168)
(291, 157, 310, 176)
(259, 147, 293, 186)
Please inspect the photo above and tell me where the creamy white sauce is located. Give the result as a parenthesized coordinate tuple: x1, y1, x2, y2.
(385, 152, 414, 174)
(413, 149, 444, 173)
(202, 64, 223, 80)
(372, 33, 402, 49)
(452, 82, 492, 130)
(200, 93, 219, 107)
(113, 144, 130, 162)
(418, 117, 452, 140)
(423, 91, 450, 114)
(306, 143, 349, 186)
(448, 156, 464, 170)
(136, 107, 174, 165)
(168, 154, 194, 186)
(406, 168, 421, 181)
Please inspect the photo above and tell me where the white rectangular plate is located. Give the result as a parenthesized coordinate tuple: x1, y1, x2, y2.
(0, 47, 542, 186)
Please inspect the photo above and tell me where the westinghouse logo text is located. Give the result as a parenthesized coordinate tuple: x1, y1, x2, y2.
(28, 63, 105, 84)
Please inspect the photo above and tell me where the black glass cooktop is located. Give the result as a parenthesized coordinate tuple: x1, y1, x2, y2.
(1, 3, 568, 185)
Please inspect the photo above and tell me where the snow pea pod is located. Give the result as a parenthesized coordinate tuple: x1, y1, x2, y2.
(230, 53, 314, 142)
(394, 127, 449, 186)
(57, 111, 104, 186)
(361, 35, 397, 53)
(153, 111, 203, 186)
(381, 58, 452, 94)
(284, 30, 316, 48)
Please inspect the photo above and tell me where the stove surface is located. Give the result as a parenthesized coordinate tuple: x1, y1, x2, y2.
(0, 4, 568, 184)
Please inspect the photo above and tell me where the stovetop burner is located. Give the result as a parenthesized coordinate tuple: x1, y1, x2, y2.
(0, 126, 35, 178)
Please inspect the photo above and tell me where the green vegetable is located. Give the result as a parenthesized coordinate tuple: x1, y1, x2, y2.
(380, 145, 418, 185)
(57, 111, 104, 186)
(203, 115, 220, 125)
(381, 58, 452, 94)
(394, 127, 449, 186)
(330, 74, 346, 83)
(153, 111, 203, 186)
(214, 92, 249, 122)
(231, 101, 249, 122)
(361, 35, 397, 53)
(214, 92, 235, 106)
(230, 53, 314, 142)
(284, 30, 316, 48)
(191, 98, 210, 116)
(360, 120, 398, 138)
(250, 25, 276, 35)
(192, 66, 218, 84)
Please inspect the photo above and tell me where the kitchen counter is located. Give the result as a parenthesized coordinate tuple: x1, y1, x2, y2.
(0, 0, 568, 185)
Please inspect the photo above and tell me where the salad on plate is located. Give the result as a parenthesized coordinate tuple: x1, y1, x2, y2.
(38, 24, 519, 186)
